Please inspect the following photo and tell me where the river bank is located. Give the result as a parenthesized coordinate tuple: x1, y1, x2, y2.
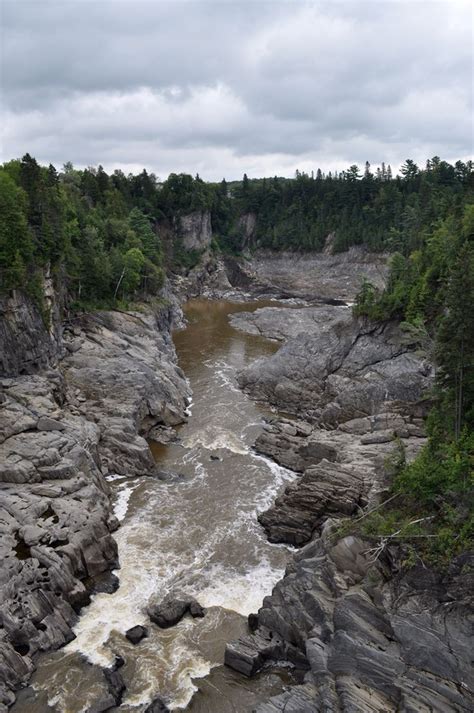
(224, 301, 473, 712)
(1, 248, 472, 712)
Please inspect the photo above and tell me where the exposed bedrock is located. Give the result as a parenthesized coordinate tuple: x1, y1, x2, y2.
(0, 375, 118, 708)
(226, 300, 474, 711)
(235, 305, 432, 425)
(0, 273, 63, 378)
(62, 306, 190, 476)
(254, 416, 426, 546)
(0, 297, 190, 708)
(172, 245, 388, 303)
(242, 247, 388, 302)
(226, 530, 474, 712)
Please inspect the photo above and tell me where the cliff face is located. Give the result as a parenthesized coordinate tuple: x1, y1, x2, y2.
(226, 301, 473, 712)
(0, 291, 190, 708)
(0, 268, 64, 378)
(0, 293, 59, 377)
(178, 210, 212, 251)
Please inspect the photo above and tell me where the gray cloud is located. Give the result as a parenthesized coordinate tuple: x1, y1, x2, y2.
(1, 0, 472, 180)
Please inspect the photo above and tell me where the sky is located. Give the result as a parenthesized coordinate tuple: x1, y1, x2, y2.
(1, 0, 473, 181)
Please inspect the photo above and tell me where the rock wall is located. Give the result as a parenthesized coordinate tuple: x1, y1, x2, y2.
(234, 305, 432, 425)
(178, 211, 212, 251)
(226, 301, 473, 711)
(0, 268, 65, 378)
(0, 292, 59, 377)
(226, 531, 474, 712)
(0, 298, 190, 708)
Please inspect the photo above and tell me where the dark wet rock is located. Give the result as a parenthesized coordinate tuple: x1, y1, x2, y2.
(103, 667, 126, 707)
(210, 454, 221, 461)
(148, 595, 206, 629)
(0, 281, 62, 378)
(259, 459, 367, 546)
(145, 697, 170, 713)
(86, 661, 126, 713)
(153, 469, 189, 482)
(248, 613, 259, 632)
(125, 625, 148, 644)
(86, 572, 120, 595)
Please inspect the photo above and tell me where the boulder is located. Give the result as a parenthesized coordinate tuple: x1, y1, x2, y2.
(145, 697, 170, 713)
(148, 596, 206, 629)
(125, 625, 148, 644)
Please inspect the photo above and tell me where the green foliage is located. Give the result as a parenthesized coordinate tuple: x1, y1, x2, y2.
(396, 430, 473, 503)
(0, 170, 33, 290)
(351, 201, 474, 569)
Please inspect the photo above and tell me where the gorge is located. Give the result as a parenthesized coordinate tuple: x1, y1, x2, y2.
(1, 154, 473, 713)
(1, 246, 472, 713)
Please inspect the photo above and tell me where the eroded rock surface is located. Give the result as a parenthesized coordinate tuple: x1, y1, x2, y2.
(227, 299, 472, 711)
(147, 595, 206, 629)
(0, 301, 190, 708)
(237, 305, 432, 426)
(226, 531, 474, 712)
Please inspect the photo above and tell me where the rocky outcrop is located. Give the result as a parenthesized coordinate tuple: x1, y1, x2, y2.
(237, 305, 432, 425)
(226, 530, 474, 712)
(0, 299, 190, 707)
(255, 416, 426, 545)
(225, 299, 474, 711)
(178, 211, 212, 251)
(0, 374, 118, 708)
(0, 268, 65, 378)
(247, 247, 388, 302)
(0, 292, 59, 377)
(62, 307, 190, 476)
(237, 212, 257, 247)
(125, 625, 148, 644)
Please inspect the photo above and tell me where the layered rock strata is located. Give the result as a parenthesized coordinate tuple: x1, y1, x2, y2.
(0, 300, 189, 708)
(226, 302, 473, 711)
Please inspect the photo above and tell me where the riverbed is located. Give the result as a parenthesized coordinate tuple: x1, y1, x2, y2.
(16, 300, 298, 712)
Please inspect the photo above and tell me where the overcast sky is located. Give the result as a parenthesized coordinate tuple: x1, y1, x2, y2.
(1, 0, 472, 180)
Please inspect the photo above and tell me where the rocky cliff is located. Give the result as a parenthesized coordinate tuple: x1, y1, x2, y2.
(0, 294, 190, 708)
(178, 211, 213, 251)
(0, 270, 63, 377)
(225, 301, 473, 711)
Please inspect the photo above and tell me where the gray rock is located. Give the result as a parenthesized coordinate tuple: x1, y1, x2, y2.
(148, 595, 206, 629)
(125, 625, 148, 644)
(145, 697, 170, 713)
(258, 459, 366, 545)
(226, 539, 474, 712)
(37, 415, 65, 431)
(179, 211, 212, 251)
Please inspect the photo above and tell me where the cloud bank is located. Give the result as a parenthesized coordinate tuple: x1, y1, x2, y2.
(1, 0, 472, 179)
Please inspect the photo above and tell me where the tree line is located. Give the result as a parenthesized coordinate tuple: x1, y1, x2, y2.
(1, 154, 473, 311)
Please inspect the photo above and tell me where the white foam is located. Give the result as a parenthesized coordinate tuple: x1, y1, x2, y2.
(250, 452, 297, 513)
(113, 484, 136, 521)
(106, 473, 126, 482)
(183, 428, 248, 455)
(196, 558, 286, 616)
(185, 396, 194, 417)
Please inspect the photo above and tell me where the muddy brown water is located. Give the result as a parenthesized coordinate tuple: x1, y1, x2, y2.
(14, 299, 299, 712)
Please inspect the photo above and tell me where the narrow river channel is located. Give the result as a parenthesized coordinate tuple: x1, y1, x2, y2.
(17, 300, 297, 713)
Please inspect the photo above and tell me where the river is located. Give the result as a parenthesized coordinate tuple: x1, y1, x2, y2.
(16, 300, 298, 713)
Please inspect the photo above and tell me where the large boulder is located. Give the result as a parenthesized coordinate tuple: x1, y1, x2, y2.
(147, 595, 206, 629)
